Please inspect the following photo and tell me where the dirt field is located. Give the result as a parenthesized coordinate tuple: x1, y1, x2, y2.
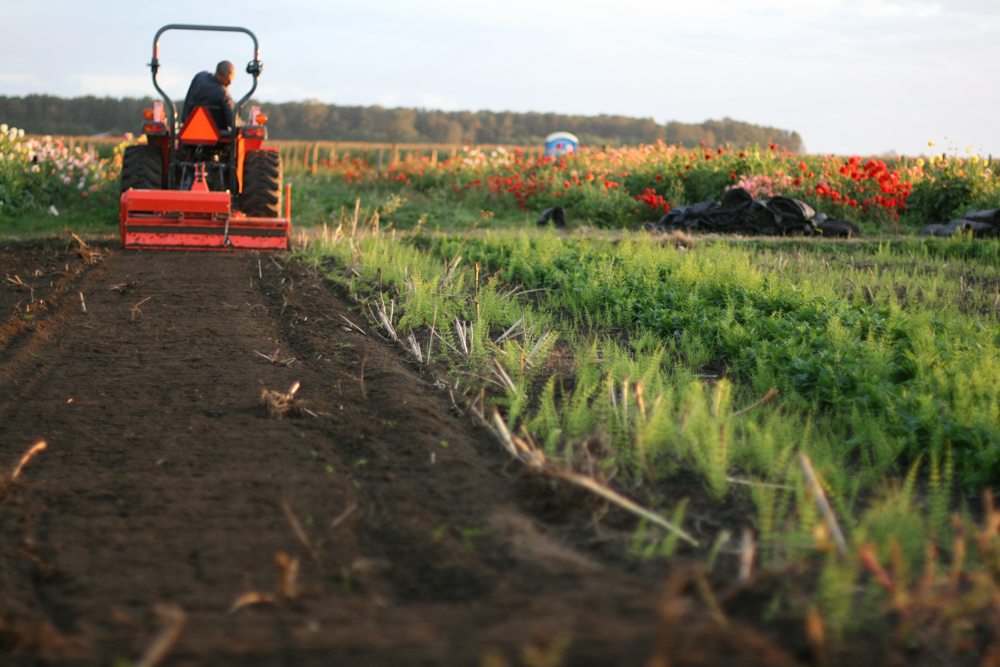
(0, 241, 703, 666)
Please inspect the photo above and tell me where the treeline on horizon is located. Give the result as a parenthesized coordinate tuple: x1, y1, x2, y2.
(0, 94, 804, 151)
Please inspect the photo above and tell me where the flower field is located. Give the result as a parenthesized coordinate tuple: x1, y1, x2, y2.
(0, 124, 122, 224)
(308, 141, 1000, 231)
(2, 122, 997, 236)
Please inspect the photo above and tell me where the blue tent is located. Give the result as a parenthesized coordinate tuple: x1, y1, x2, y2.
(544, 131, 579, 157)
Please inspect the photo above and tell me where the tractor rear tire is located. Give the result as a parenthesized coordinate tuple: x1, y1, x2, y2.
(119, 145, 163, 193)
(240, 150, 282, 217)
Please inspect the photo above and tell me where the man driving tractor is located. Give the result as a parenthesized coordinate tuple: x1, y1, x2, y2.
(181, 60, 237, 131)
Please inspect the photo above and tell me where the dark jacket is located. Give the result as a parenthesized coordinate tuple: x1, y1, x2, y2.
(181, 71, 236, 131)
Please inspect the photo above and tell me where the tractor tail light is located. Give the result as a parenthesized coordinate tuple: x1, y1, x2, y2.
(255, 112, 268, 125)
(244, 126, 266, 139)
(143, 108, 154, 120)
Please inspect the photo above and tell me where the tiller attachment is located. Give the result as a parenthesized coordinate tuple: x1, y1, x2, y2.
(120, 164, 290, 251)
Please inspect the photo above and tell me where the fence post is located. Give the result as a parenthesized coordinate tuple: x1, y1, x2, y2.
(390, 143, 399, 167)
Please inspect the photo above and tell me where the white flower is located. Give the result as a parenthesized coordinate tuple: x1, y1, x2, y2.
(48, 205, 59, 216)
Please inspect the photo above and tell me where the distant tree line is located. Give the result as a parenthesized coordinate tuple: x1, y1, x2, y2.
(0, 94, 804, 151)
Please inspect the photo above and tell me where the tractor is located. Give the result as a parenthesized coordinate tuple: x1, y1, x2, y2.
(119, 24, 290, 251)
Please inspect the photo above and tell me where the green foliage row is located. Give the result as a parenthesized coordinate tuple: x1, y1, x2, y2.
(304, 217, 1000, 644)
(418, 233, 999, 489)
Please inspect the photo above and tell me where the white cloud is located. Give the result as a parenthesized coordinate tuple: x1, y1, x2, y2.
(853, 1, 941, 17)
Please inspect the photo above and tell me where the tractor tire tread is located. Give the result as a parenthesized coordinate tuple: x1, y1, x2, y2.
(120, 145, 163, 193)
(240, 150, 282, 218)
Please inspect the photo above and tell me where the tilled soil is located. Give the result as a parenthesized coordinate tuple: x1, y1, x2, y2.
(0, 243, 668, 665)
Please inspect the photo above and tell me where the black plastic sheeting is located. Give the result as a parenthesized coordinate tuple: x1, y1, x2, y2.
(536, 206, 567, 228)
(642, 188, 861, 238)
(921, 209, 1000, 238)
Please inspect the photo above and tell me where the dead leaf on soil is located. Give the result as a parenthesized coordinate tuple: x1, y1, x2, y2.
(228, 551, 301, 614)
(227, 590, 276, 614)
(108, 281, 137, 294)
(260, 381, 316, 418)
(254, 347, 297, 367)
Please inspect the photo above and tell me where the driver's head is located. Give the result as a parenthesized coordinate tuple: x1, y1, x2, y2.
(214, 61, 235, 87)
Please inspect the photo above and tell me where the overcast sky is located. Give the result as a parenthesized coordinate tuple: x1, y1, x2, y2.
(2, 0, 998, 156)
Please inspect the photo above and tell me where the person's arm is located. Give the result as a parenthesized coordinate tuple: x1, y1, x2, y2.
(222, 90, 237, 130)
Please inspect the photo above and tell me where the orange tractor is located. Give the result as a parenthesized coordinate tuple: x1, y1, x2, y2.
(119, 24, 290, 251)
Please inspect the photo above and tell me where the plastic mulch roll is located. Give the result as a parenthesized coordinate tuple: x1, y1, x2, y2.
(964, 209, 1000, 225)
(766, 196, 816, 222)
(721, 187, 753, 210)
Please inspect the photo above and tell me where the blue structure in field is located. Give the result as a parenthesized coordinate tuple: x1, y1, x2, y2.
(544, 131, 579, 157)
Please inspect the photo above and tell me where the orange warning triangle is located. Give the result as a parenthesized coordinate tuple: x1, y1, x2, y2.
(179, 107, 221, 144)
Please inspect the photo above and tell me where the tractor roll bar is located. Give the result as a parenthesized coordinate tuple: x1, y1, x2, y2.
(149, 24, 263, 133)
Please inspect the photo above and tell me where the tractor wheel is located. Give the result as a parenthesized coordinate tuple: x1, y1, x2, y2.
(240, 150, 282, 217)
(119, 145, 163, 193)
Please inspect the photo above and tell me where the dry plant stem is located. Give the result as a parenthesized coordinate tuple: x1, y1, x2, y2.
(330, 502, 358, 529)
(254, 348, 296, 366)
(274, 551, 300, 599)
(78, 291, 86, 313)
(725, 476, 794, 491)
(68, 230, 101, 263)
(282, 502, 321, 564)
(349, 353, 368, 398)
(798, 453, 848, 556)
(805, 604, 828, 667)
(490, 409, 699, 547)
(338, 314, 366, 335)
(426, 304, 438, 365)
(135, 603, 186, 667)
(732, 387, 780, 417)
(227, 591, 274, 614)
(10, 440, 47, 480)
(694, 569, 728, 629)
(131, 296, 152, 321)
(491, 358, 517, 393)
(406, 333, 423, 362)
(739, 527, 756, 582)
